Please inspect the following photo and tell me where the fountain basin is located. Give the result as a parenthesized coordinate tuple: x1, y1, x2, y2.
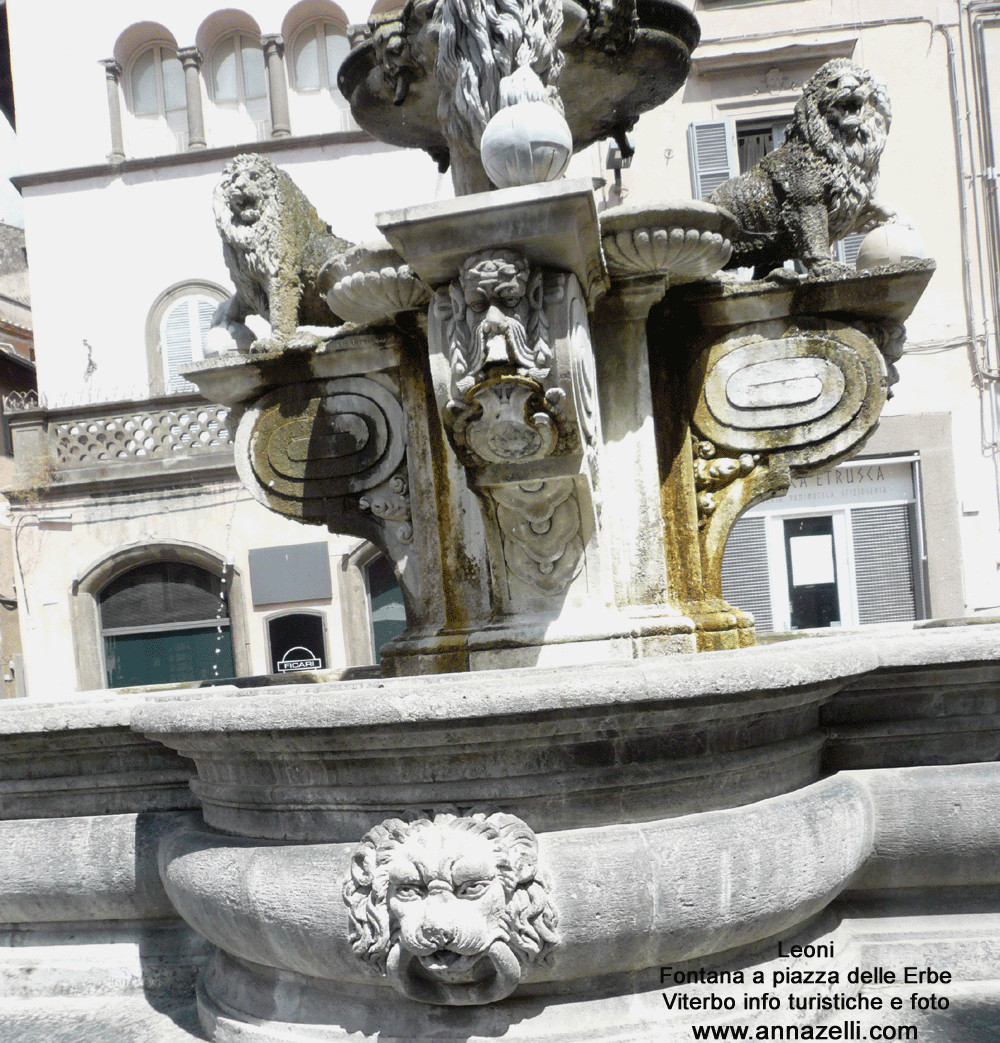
(135, 638, 881, 841)
(338, 0, 700, 170)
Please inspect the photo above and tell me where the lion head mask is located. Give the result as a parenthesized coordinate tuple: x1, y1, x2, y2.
(343, 811, 559, 1005)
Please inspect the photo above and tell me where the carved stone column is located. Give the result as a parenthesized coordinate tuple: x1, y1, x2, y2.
(177, 47, 207, 150)
(599, 202, 742, 648)
(591, 276, 671, 610)
(261, 35, 292, 138)
(98, 59, 125, 163)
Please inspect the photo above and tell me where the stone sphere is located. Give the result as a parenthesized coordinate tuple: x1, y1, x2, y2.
(480, 102, 573, 189)
(855, 224, 927, 270)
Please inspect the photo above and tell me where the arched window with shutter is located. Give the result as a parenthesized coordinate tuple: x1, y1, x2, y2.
(145, 281, 228, 397)
(100, 561, 234, 687)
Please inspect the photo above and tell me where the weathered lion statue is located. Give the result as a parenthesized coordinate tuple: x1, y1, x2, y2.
(207, 154, 352, 353)
(710, 59, 895, 279)
(343, 811, 559, 1005)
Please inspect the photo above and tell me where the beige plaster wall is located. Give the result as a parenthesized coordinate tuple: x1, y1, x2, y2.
(11, 481, 358, 696)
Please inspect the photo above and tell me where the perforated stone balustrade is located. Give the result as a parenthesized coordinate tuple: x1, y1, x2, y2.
(7, 395, 235, 487)
(53, 403, 231, 467)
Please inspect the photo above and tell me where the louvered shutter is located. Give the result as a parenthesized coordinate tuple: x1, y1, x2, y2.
(687, 119, 738, 199)
(162, 295, 217, 393)
(836, 231, 867, 267)
(197, 298, 214, 350)
(720, 515, 773, 632)
(851, 505, 917, 624)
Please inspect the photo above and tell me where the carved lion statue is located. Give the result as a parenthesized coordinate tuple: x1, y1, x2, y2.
(343, 811, 559, 1005)
(208, 154, 353, 353)
(709, 59, 894, 279)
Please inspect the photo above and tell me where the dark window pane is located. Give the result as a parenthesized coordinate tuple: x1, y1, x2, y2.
(366, 555, 406, 656)
(268, 613, 326, 673)
(104, 626, 234, 687)
(100, 562, 227, 629)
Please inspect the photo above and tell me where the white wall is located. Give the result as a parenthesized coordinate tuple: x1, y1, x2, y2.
(20, 142, 448, 403)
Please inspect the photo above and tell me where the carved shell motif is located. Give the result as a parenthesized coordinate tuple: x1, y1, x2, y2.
(322, 241, 431, 324)
(600, 201, 737, 282)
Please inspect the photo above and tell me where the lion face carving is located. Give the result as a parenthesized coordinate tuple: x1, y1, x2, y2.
(216, 154, 273, 231)
(710, 59, 893, 278)
(344, 812, 559, 1005)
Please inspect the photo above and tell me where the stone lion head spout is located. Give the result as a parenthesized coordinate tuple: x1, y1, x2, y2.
(343, 811, 559, 1005)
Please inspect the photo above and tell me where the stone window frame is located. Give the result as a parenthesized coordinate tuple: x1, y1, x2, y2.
(145, 280, 228, 397)
(338, 540, 381, 667)
(72, 539, 250, 691)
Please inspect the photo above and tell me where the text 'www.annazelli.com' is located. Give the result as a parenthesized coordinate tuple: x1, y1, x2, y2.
(689, 1025, 918, 1040)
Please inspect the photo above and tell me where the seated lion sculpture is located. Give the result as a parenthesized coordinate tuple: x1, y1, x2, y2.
(207, 154, 352, 353)
(710, 59, 895, 279)
(343, 811, 559, 1005)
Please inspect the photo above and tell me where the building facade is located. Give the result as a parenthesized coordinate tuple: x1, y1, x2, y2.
(3, 0, 999, 695)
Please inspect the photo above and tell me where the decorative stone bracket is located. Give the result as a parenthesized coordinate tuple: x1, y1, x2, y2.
(663, 262, 936, 639)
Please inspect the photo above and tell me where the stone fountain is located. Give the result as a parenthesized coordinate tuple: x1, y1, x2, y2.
(3, 3, 1000, 1042)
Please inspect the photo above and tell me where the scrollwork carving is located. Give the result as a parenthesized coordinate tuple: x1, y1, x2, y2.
(344, 810, 559, 1005)
(692, 438, 761, 528)
(359, 470, 414, 545)
(491, 478, 584, 595)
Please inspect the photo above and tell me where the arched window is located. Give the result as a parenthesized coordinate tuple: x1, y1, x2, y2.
(146, 281, 228, 396)
(267, 611, 328, 674)
(126, 43, 187, 154)
(209, 32, 270, 142)
(365, 554, 406, 657)
(288, 20, 352, 133)
(100, 561, 234, 688)
(291, 21, 349, 92)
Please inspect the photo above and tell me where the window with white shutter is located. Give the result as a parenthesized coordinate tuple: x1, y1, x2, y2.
(161, 295, 215, 393)
(835, 232, 867, 267)
(687, 119, 738, 199)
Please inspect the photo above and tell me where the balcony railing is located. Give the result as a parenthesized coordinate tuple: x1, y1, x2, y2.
(6, 393, 235, 493)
